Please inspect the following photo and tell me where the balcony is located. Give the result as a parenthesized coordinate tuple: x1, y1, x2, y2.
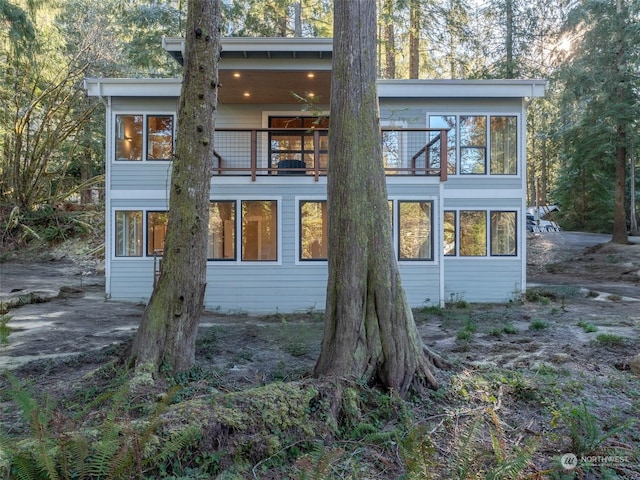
(212, 127, 449, 182)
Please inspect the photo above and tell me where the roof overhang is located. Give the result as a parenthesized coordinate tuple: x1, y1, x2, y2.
(85, 77, 548, 104)
(378, 79, 548, 98)
(162, 36, 333, 65)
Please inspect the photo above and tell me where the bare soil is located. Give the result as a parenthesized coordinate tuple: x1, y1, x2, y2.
(1, 231, 639, 478)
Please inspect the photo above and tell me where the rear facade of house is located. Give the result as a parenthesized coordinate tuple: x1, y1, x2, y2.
(84, 37, 547, 313)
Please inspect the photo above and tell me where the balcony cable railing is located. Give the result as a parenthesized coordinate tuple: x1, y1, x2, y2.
(211, 127, 449, 182)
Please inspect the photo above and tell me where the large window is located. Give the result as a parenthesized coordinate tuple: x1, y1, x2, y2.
(300, 201, 328, 260)
(269, 117, 329, 172)
(209, 201, 236, 260)
(241, 200, 277, 261)
(115, 114, 174, 161)
(147, 211, 168, 255)
(398, 201, 433, 260)
(445, 209, 517, 257)
(429, 114, 517, 175)
(115, 211, 142, 256)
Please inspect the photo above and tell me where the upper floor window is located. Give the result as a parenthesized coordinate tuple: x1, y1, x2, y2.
(115, 114, 174, 161)
(460, 116, 487, 174)
(429, 115, 517, 175)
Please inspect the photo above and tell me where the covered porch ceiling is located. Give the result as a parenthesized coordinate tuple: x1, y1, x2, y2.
(218, 69, 331, 104)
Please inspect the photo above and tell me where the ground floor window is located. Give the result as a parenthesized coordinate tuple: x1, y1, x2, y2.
(490, 211, 517, 255)
(445, 209, 517, 257)
(460, 210, 487, 256)
(115, 210, 142, 256)
(298, 199, 431, 262)
(398, 201, 433, 260)
(241, 200, 277, 261)
(209, 201, 236, 260)
(147, 211, 168, 255)
(300, 201, 328, 260)
(444, 211, 456, 256)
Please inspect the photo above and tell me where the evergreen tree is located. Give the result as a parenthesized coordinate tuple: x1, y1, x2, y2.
(553, 0, 639, 239)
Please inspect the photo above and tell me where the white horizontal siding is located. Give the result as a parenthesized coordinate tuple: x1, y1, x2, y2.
(109, 260, 155, 303)
(111, 163, 173, 190)
(444, 259, 523, 303)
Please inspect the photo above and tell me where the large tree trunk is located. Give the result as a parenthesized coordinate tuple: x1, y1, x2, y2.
(612, 0, 628, 244)
(314, 0, 445, 397)
(129, 0, 220, 374)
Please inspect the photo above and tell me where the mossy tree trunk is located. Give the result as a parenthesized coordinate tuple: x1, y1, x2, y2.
(129, 0, 221, 374)
(314, 0, 445, 397)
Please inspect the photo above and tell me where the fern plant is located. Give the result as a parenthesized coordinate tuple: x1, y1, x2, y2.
(0, 372, 205, 480)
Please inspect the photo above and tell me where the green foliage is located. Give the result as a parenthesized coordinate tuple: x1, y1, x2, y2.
(577, 321, 598, 333)
(0, 372, 207, 480)
(560, 402, 635, 455)
(595, 333, 626, 346)
(502, 323, 518, 334)
(400, 423, 437, 479)
(0, 312, 11, 344)
(553, 0, 640, 232)
(529, 319, 549, 331)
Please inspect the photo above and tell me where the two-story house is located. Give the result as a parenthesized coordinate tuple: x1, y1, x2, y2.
(84, 37, 547, 313)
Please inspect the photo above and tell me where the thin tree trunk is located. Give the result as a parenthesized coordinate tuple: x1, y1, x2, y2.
(129, 0, 220, 374)
(505, 0, 514, 78)
(382, 0, 396, 78)
(630, 144, 638, 234)
(409, 0, 420, 79)
(314, 0, 445, 396)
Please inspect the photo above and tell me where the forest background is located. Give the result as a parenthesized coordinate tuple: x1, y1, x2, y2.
(0, 0, 639, 250)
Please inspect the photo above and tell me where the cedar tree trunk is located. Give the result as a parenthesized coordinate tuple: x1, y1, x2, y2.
(314, 0, 445, 396)
(129, 0, 220, 374)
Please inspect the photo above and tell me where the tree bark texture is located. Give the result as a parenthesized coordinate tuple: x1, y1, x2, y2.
(130, 0, 220, 374)
(612, 0, 628, 244)
(314, 0, 444, 396)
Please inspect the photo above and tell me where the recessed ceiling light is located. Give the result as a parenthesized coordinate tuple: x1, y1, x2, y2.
(233, 72, 241, 78)
(307, 73, 315, 78)
(243, 92, 250, 97)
